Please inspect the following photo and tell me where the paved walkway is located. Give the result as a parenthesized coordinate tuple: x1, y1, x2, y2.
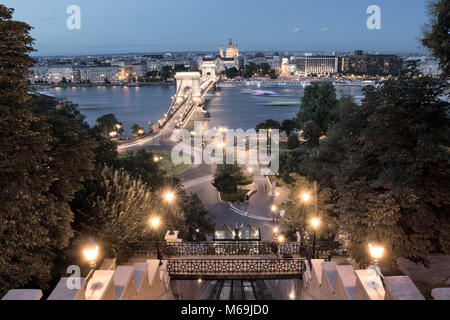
(397, 254, 450, 284)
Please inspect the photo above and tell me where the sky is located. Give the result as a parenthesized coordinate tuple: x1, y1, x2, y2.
(3, 0, 431, 56)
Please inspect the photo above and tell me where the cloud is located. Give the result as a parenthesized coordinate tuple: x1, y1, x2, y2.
(291, 28, 301, 33)
(321, 27, 332, 33)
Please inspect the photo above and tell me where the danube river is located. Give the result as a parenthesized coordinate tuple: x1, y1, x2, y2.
(42, 84, 363, 135)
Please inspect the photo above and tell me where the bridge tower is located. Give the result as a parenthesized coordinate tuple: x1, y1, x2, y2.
(174, 72, 202, 103)
(200, 62, 217, 82)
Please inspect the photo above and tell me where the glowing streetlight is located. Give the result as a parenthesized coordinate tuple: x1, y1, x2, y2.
(273, 227, 279, 235)
(109, 131, 118, 138)
(311, 218, 320, 229)
(301, 192, 311, 202)
(278, 235, 285, 243)
(271, 204, 277, 212)
(164, 191, 175, 202)
(153, 156, 160, 162)
(149, 216, 162, 265)
(83, 241, 99, 282)
(138, 129, 145, 135)
(289, 291, 295, 300)
(150, 217, 160, 229)
(369, 243, 384, 266)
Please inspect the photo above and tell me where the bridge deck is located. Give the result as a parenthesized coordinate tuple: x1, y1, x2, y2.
(166, 258, 306, 280)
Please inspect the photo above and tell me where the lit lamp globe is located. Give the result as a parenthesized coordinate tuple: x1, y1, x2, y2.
(164, 191, 175, 202)
(109, 131, 117, 138)
(150, 217, 160, 229)
(369, 243, 384, 265)
(301, 192, 310, 202)
(83, 243, 99, 269)
(278, 235, 285, 243)
(311, 218, 320, 229)
(270, 205, 277, 212)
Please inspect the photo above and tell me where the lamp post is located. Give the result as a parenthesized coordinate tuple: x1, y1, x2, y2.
(300, 192, 311, 243)
(163, 191, 175, 235)
(311, 218, 320, 259)
(270, 204, 278, 222)
(83, 241, 99, 282)
(150, 217, 162, 265)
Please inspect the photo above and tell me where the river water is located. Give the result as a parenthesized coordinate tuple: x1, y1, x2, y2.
(42, 85, 363, 135)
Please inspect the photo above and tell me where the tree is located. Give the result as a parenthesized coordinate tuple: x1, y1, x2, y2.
(0, 5, 35, 107)
(225, 67, 239, 79)
(281, 119, 297, 136)
(60, 76, 67, 84)
(0, 6, 98, 295)
(287, 133, 300, 149)
(279, 149, 309, 183)
(302, 120, 321, 147)
(116, 150, 166, 189)
(1, 95, 98, 295)
(161, 65, 173, 81)
(280, 174, 337, 241)
(94, 114, 123, 136)
(335, 66, 450, 267)
(74, 167, 158, 259)
(421, 0, 450, 77)
(131, 123, 144, 137)
(179, 193, 215, 241)
(255, 119, 281, 131)
(297, 83, 337, 134)
(307, 96, 360, 188)
(212, 164, 252, 194)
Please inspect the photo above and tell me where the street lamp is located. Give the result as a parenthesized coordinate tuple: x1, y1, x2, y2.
(277, 235, 285, 243)
(109, 131, 118, 138)
(163, 191, 175, 235)
(83, 241, 99, 282)
(369, 243, 384, 266)
(271, 204, 278, 222)
(150, 217, 162, 265)
(300, 192, 311, 243)
(311, 218, 320, 258)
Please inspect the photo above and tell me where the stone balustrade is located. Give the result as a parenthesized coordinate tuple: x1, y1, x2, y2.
(303, 259, 430, 300)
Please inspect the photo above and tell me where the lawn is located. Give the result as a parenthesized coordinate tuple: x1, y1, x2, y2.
(151, 150, 190, 176)
(119, 150, 190, 176)
(220, 188, 250, 202)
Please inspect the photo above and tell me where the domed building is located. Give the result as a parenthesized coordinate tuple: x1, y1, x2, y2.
(220, 38, 239, 58)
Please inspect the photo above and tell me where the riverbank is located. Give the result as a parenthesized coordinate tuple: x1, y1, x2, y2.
(31, 81, 175, 89)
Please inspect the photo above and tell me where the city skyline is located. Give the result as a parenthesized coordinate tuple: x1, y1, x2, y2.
(4, 0, 430, 56)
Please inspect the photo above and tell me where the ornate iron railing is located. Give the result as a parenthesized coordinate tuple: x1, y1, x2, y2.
(166, 258, 307, 275)
(115, 241, 347, 265)
(126, 241, 308, 257)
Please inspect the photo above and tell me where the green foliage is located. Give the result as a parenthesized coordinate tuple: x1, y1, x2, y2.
(335, 70, 450, 267)
(212, 164, 252, 194)
(281, 119, 297, 135)
(225, 67, 239, 79)
(255, 119, 281, 131)
(179, 193, 215, 241)
(421, 0, 450, 77)
(0, 5, 35, 107)
(131, 123, 144, 137)
(161, 65, 173, 81)
(116, 149, 166, 189)
(297, 83, 337, 134)
(302, 120, 321, 147)
(287, 133, 300, 150)
(242, 62, 273, 78)
(0, 96, 97, 295)
(74, 167, 157, 258)
(95, 114, 123, 136)
(279, 149, 309, 183)
(280, 174, 337, 240)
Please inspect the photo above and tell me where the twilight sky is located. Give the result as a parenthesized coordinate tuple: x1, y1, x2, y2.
(4, 0, 431, 56)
